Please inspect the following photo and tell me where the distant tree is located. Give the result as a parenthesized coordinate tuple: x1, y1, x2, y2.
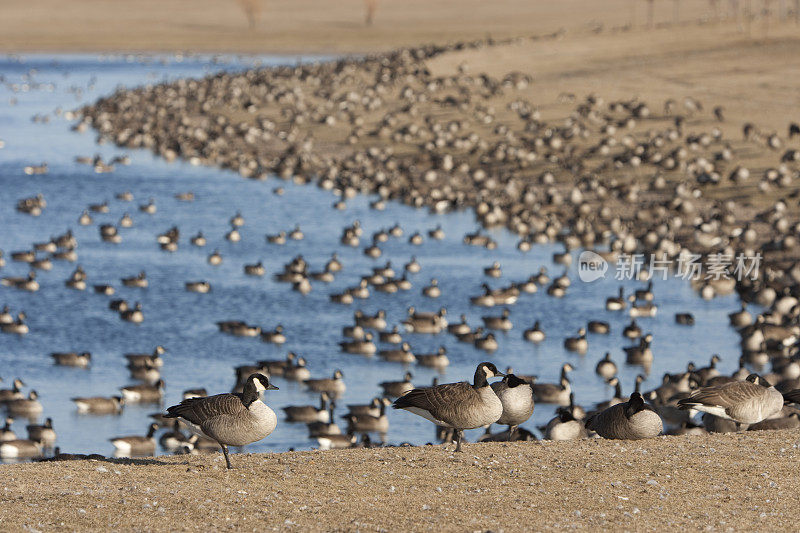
(365, 0, 378, 25)
(236, 0, 263, 29)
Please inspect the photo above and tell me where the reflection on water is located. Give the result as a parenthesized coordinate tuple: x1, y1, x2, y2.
(0, 53, 743, 460)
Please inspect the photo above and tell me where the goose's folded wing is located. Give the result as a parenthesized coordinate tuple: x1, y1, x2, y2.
(679, 382, 762, 408)
(393, 382, 471, 415)
(166, 393, 244, 425)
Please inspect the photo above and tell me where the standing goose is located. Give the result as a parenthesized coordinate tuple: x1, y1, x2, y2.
(490, 374, 534, 440)
(165, 373, 278, 469)
(110, 423, 159, 456)
(677, 374, 783, 427)
(392, 362, 504, 452)
(586, 392, 663, 440)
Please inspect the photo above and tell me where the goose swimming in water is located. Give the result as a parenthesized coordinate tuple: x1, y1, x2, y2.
(166, 373, 278, 469)
(392, 362, 504, 452)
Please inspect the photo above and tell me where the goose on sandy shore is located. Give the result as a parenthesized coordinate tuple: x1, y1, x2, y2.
(166, 374, 278, 469)
(586, 392, 663, 440)
(490, 374, 534, 440)
(678, 374, 783, 427)
(393, 362, 504, 452)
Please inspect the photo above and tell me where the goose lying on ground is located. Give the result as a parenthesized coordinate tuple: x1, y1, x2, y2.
(586, 392, 663, 440)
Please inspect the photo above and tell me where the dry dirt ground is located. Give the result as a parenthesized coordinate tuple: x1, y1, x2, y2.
(2, 430, 800, 531)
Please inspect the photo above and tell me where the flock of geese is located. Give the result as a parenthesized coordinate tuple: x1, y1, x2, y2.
(2, 35, 800, 466)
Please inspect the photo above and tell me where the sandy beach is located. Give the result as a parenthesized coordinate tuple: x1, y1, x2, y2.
(3, 1, 800, 531)
(2, 430, 800, 531)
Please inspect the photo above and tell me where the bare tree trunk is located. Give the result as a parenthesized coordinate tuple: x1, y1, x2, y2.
(647, 0, 655, 26)
(365, 0, 378, 26)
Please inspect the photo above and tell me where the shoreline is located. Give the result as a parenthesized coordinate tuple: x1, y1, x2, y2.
(3, 431, 800, 531)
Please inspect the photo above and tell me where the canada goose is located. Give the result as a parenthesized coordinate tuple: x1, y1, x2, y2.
(26, 418, 56, 446)
(340, 333, 377, 356)
(586, 392, 663, 440)
(564, 328, 588, 353)
(0, 306, 12, 324)
(1, 313, 29, 334)
(532, 364, 573, 405)
(729, 303, 752, 328)
(186, 281, 211, 293)
(283, 393, 330, 423)
(623, 319, 642, 339)
(0, 439, 43, 459)
(2, 273, 39, 292)
(257, 352, 295, 378)
(266, 231, 287, 245)
(110, 423, 159, 456)
(595, 352, 617, 379)
(288, 225, 304, 240)
(428, 225, 445, 240)
(94, 284, 115, 295)
(342, 402, 389, 435)
(588, 320, 610, 334)
(139, 198, 156, 214)
(543, 407, 588, 441)
(284, 357, 312, 382)
(304, 370, 346, 396)
(1, 418, 16, 441)
(208, 250, 223, 265)
(121, 379, 164, 403)
(307, 402, 341, 438)
(695, 355, 722, 385)
(347, 397, 391, 418)
(230, 211, 245, 227)
(128, 363, 161, 383)
(122, 271, 148, 288)
(261, 325, 286, 344)
(183, 389, 207, 400)
(422, 279, 441, 298)
(404, 256, 421, 273)
(78, 210, 93, 225)
(635, 281, 654, 302)
(244, 261, 265, 276)
(166, 374, 278, 469)
(379, 326, 403, 344)
(0, 379, 25, 403)
(484, 262, 502, 278)
(7, 390, 43, 417)
(629, 295, 657, 317)
(51, 351, 91, 368)
(379, 342, 416, 364)
(748, 412, 800, 431)
(490, 374, 534, 440)
(678, 374, 783, 426)
(316, 433, 357, 450)
(72, 396, 125, 414)
(379, 372, 414, 397)
(417, 346, 450, 368)
(393, 362, 505, 452)
(606, 287, 626, 310)
(474, 332, 498, 352)
(120, 302, 144, 323)
(594, 377, 626, 411)
(482, 308, 512, 331)
(158, 421, 192, 452)
(190, 232, 206, 247)
(448, 315, 471, 336)
(408, 232, 423, 245)
(675, 313, 695, 326)
(119, 213, 133, 227)
(125, 346, 166, 368)
(624, 333, 653, 364)
(523, 321, 545, 343)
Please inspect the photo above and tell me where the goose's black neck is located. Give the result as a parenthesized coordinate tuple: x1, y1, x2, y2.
(241, 379, 260, 408)
(473, 367, 489, 389)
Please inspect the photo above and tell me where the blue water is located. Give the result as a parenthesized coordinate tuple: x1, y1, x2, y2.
(0, 53, 744, 460)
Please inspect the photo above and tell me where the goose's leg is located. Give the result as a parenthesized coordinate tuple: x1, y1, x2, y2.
(454, 429, 464, 452)
(508, 425, 518, 441)
(220, 443, 232, 469)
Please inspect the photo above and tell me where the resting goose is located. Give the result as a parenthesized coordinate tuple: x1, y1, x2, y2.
(523, 321, 545, 343)
(166, 373, 278, 469)
(7, 391, 43, 417)
(595, 352, 617, 379)
(26, 418, 56, 446)
(72, 395, 125, 414)
(544, 407, 588, 441)
(51, 352, 91, 368)
(283, 393, 330, 423)
(586, 392, 663, 439)
(379, 372, 414, 397)
(393, 362, 504, 452)
(564, 328, 588, 353)
(110, 423, 158, 457)
(678, 374, 783, 427)
(490, 374, 534, 440)
(304, 370, 346, 396)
